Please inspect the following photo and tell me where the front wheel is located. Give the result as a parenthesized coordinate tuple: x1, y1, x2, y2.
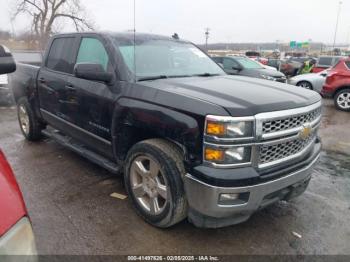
(17, 97, 44, 141)
(124, 139, 188, 228)
(297, 81, 313, 90)
(334, 88, 350, 112)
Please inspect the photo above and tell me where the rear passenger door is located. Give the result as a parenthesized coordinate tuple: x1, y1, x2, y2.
(38, 36, 78, 125)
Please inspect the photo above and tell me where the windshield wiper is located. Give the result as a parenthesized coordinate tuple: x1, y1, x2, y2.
(137, 75, 168, 81)
(192, 73, 221, 77)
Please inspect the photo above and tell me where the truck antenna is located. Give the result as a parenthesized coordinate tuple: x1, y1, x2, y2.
(133, 0, 136, 83)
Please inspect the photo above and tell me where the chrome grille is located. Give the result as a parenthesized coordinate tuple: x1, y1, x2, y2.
(259, 133, 316, 165)
(262, 107, 322, 134)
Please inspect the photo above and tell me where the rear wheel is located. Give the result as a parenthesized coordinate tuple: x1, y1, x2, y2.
(334, 88, 350, 112)
(297, 81, 313, 90)
(124, 139, 188, 228)
(17, 97, 44, 141)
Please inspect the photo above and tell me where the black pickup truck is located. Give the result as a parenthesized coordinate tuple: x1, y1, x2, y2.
(10, 32, 322, 228)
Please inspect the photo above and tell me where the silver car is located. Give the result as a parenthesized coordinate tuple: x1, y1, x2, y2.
(288, 70, 328, 94)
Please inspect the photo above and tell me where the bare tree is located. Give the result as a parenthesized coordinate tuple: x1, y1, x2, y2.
(12, 0, 94, 48)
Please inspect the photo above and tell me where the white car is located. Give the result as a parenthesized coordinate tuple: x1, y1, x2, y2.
(288, 70, 328, 94)
(0, 74, 13, 104)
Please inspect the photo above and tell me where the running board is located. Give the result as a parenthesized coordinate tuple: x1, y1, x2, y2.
(42, 129, 120, 174)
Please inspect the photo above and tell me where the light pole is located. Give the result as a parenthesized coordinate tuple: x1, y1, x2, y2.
(332, 1, 343, 54)
(205, 28, 210, 51)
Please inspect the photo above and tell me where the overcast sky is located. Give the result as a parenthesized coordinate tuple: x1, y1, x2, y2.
(1, 0, 350, 44)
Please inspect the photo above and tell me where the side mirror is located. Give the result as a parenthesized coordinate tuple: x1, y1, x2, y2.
(0, 45, 16, 75)
(74, 63, 113, 83)
(232, 65, 242, 71)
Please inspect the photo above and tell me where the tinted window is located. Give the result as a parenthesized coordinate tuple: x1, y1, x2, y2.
(235, 57, 263, 69)
(345, 61, 350, 69)
(318, 57, 333, 66)
(76, 38, 109, 70)
(46, 37, 75, 73)
(212, 57, 223, 64)
(223, 58, 240, 69)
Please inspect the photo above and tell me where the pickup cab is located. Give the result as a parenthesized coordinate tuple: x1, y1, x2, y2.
(10, 32, 322, 228)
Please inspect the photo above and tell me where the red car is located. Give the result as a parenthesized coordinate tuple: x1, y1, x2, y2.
(312, 56, 345, 73)
(0, 45, 36, 255)
(322, 58, 350, 111)
(0, 150, 37, 255)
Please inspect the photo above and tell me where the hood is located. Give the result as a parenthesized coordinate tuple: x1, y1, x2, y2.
(141, 75, 321, 116)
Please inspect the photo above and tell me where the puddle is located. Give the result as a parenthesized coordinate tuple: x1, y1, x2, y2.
(315, 151, 350, 178)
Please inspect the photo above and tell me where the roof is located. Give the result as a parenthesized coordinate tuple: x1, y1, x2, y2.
(52, 31, 189, 44)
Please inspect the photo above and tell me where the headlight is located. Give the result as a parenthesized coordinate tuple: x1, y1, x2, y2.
(204, 115, 254, 166)
(205, 115, 254, 140)
(204, 146, 252, 165)
(261, 74, 276, 81)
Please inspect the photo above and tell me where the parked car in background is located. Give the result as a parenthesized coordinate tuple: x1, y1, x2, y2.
(212, 56, 287, 82)
(245, 51, 268, 65)
(0, 45, 36, 255)
(267, 58, 282, 71)
(312, 56, 344, 73)
(0, 73, 13, 105)
(288, 70, 328, 93)
(322, 58, 350, 111)
(280, 57, 310, 77)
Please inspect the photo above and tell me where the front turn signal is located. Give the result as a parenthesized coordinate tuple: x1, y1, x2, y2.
(206, 122, 226, 136)
(205, 148, 224, 162)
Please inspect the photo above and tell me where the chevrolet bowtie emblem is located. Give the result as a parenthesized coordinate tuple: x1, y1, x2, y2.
(299, 123, 312, 140)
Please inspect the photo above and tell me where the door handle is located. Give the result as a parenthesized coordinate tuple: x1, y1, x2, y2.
(39, 77, 46, 84)
(65, 85, 76, 91)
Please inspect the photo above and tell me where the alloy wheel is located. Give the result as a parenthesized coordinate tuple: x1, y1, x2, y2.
(130, 155, 168, 215)
(18, 104, 30, 135)
(297, 81, 312, 90)
(337, 92, 350, 110)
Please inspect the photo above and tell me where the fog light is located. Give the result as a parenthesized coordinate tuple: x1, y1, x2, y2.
(220, 193, 239, 201)
(218, 192, 250, 205)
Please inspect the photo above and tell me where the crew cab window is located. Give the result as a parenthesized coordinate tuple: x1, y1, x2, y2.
(76, 38, 109, 70)
(46, 37, 75, 74)
(223, 58, 240, 70)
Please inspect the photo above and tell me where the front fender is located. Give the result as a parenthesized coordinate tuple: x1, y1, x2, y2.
(111, 97, 204, 166)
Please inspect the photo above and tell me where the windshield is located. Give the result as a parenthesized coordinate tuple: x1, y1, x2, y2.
(113, 38, 225, 80)
(235, 57, 263, 69)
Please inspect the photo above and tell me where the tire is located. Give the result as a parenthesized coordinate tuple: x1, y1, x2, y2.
(297, 81, 313, 90)
(124, 139, 188, 228)
(334, 88, 350, 112)
(17, 97, 43, 141)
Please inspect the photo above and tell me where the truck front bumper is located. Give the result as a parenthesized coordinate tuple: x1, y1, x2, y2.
(184, 144, 321, 228)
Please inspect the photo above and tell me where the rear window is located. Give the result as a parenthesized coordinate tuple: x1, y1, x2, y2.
(46, 37, 75, 74)
(318, 57, 333, 67)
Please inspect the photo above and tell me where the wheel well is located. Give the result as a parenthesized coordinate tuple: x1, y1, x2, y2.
(296, 80, 313, 89)
(333, 86, 350, 98)
(113, 126, 186, 163)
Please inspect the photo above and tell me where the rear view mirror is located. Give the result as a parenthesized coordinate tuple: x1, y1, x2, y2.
(0, 45, 16, 75)
(74, 63, 113, 83)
